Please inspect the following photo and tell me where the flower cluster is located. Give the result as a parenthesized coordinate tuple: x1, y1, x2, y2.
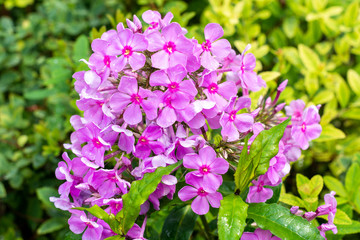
(51, 10, 324, 240)
(291, 191, 338, 239)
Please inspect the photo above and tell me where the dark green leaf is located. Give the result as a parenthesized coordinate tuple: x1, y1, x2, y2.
(118, 161, 182, 234)
(248, 203, 324, 240)
(24, 89, 57, 100)
(37, 218, 67, 235)
(218, 194, 248, 240)
(73, 35, 90, 62)
(160, 205, 198, 240)
(0, 181, 6, 198)
(265, 183, 282, 204)
(36, 187, 58, 209)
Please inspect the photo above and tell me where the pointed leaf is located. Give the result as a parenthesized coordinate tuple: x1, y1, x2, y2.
(248, 203, 324, 240)
(218, 194, 248, 240)
(161, 205, 198, 240)
(323, 176, 347, 198)
(345, 163, 360, 201)
(298, 44, 320, 72)
(347, 69, 360, 96)
(118, 161, 182, 234)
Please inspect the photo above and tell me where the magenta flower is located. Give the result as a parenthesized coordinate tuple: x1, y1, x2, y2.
(201, 71, 237, 110)
(178, 175, 222, 215)
(109, 76, 158, 125)
(317, 191, 337, 217)
(112, 125, 135, 154)
(147, 23, 193, 69)
(291, 106, 322, 150)
(220, 96, 254, 141)
(103, 198, 123, 215)
(142, 10, 173, 33)
(285, 99, 305, 123)
(246, 175, 274, 203)
(126, 15, 142, 33)
(183, 146, 228, 191)
(200, 23, 231, 70)
(75, 122, 113, 168)
(241, 229, 281, 240)
(318, 212, 337, 238)
(150, 64, 197, 109)
(232, 44, 266, 91)
(135, 125, 165, 159)
(90, 169, 130, 198)
(68, 211, 103, 240)
(107, 29, 148, 71)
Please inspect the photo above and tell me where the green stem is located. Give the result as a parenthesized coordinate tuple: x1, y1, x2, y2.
(200, 215, 213, 240)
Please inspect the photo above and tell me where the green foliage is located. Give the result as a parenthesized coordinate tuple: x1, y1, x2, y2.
(218, 194, 248, 240)
(160, 205, 198, 240)
(117, 161, 182, 234)
(248, 203, 324, 240)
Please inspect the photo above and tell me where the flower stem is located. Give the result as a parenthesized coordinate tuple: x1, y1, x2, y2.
(200, 215, 213, 240)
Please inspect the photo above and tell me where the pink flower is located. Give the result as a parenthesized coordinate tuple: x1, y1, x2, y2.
(147, 23, 193, 69)
(134, 125, 165, 159)
(107, 29, 148, 71)
(183, 146, 228, 191)
(291, 106, 322, 150)
(109, 76, 158, 125)
(220, 96, 254, 141)
(241, 229, 281, 240)
(285, 99, 305, 123)
(142, 10, 173, 33)
(246, 175, 274, 203)
(200, 23, 231, 70)
(178, 175, 222, 215)
(68, 211, 103, 240)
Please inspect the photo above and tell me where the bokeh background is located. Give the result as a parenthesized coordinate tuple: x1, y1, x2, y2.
(1, 0, 360, 239)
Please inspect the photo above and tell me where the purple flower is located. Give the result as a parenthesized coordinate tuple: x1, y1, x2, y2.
(178, 175, 222, 215)
(109, 76, 158, 124)
(232, 44, 266, 91)
(241, 229, 281, 240)
(318, 212, 337, 238)
(126, 15, 142, 33)
(220, 96, 254, 141)
(183, 146, 228, 191)
(150, 64, 197, 109)
(291, 106, 322, 150)
(201, 71, 237, 111)
(75, 122, 113, 168)
(68, 210, 103, 240)
(200, 23, 231, 70)
(112, 125, 135, 154)
(147, 23, 193, 69)
(107, 29, 148, 71)
(142, 10, 173, 33)
(135, 125, 165, 159)
(285, 99, 305, 123)
(246, 175, 274, 203)
(317, 191, 337, 216)
(103, 198, 123, 215)
(90, 169, 130, 198)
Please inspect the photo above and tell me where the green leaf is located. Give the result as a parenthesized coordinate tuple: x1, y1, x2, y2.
(347, 69, 360, 96)
(218, 194, 248, 240)
(313, 124, 345, 142)
(283, 17, 298, 38)
(312, 90, 334, 105)
(259, 71, 281, 82)
(0, 181, 6, 198)
(73, 205, 110, 222)
(345, 163, 360, 201)
(265, 184, 282, 204)
(317, 209, 352, 225)
(24, 89, 57, 100)
(341, 108, 360, 120)
(36, 187, 58, 209)
(296, 174, 323, 211)
(234, 137, 250, 192)
(336, 220, 360, 235)
(280, 193, 305, 208)
(37, 218, 67, 235)
(335, 78, 350, 108)
(248, 203, 324, 240)
(160, 205, 198, 240)
(344, 2, 359, 27)
(64, 231, 82, 240)
(304, 73, 319, 96)
(323, 176, 347, 198)
(251, 118, 291, 176)
(118, 161, 182, 234)
(298, 44, 320, 72)
(105, 236, 125, 240)
(73, 35, 90, 62)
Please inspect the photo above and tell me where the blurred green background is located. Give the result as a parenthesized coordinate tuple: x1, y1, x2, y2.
(1, 0, 360, 239)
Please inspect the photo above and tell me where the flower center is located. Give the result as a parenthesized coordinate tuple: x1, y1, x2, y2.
(301, 122, 306, 132)
(149, 22, 159, 30)
(122, 46, 133, 57)
(164, 41, 176, 54)
(197, 187, 208, 197)
(130, 93, 143, 104)
(229, 110, 236, 122)
(208, 83, 218, 94)
(201, 40, 212, 52)
(138, 136, 148, 145)
(168, 82, 179, 93)
(92, 138, 102, 148)
(103, 55, 111, 67)
(257, 181, 264, 192)
(200, 165, 210, 175)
